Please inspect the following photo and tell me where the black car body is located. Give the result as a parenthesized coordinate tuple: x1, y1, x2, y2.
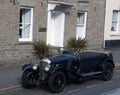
(22, 50, 115, 93)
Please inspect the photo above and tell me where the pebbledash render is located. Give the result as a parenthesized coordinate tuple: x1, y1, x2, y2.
(0, 0, 119, 66)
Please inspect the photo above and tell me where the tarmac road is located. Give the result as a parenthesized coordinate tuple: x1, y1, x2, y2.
(0, 49, 120, 95)
(0, 67, 120, 95)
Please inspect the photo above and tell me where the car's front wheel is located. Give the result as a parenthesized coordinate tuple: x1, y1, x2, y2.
(22, 70, 36, 88)
(48, 71, 66, 93)
(102, 62, 113, 81)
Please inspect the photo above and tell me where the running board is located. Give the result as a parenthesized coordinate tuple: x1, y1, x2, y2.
(81, 71, 102, 77)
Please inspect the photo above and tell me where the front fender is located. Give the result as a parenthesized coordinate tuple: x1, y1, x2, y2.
(49, 67, 65, 75)
(22, 64, 33, 71)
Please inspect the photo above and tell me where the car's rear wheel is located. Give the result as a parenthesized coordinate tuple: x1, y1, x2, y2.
(48, 71, 66, 93)
(102, 63, 113, 81)
(22, 70, 36, 88)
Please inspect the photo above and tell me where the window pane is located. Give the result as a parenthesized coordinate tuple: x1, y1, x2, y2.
(76, 12, 87, 39)
(19, 28, 22, 38)
(77, 13, 85, 25)
(111, 10, 119, 31)
(112, 23, 117, 31)
(112, 11, 118, 22)
(22, 24, 30, 38)
(24, 9, 31, 24)
(20, 9, 22, 23)
(19, 8, 31, 39)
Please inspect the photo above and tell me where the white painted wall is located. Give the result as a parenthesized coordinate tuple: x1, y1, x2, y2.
(104, 0, 120, 41)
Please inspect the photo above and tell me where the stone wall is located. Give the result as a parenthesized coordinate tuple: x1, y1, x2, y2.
(0, 0, 106, 67)
(86, 0, 106, 50)
(0, 0, 47, 67)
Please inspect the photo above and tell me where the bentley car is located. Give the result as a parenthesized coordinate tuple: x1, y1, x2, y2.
(21, 49, 115, 93)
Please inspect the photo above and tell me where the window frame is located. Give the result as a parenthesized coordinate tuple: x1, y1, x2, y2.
(19, 7, 33, 42)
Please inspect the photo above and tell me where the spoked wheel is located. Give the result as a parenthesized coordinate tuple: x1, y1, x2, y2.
(67, 60, 80, 80)
(48, 71, 66, 93)
(22, 70, 36, 88)
(102, 63, 113, 81)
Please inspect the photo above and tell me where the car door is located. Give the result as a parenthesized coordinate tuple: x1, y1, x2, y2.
(79, 52, 101, 73)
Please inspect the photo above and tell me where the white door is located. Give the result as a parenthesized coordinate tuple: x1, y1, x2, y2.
(76, 12, 87, 39)
(47, 11, 65, 47)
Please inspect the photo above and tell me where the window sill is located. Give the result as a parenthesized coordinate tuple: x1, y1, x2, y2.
(110, 33, 120, 36)
(18, 41, 33, 45)
(110, 31, 120, 36)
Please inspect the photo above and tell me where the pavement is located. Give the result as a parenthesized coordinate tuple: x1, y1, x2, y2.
(110, 49, 120, 66)
(0, 66, 23, 94)
(0, 49, 119, 94)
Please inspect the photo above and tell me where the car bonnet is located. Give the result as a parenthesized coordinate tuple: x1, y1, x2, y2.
(48, 54, 76, 64)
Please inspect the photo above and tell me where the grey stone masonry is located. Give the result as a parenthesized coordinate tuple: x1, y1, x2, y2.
(0, 0, 106, 67)
(86, 0, 106, 50)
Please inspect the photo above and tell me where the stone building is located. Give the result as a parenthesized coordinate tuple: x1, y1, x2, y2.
(0, 0, 119, 66)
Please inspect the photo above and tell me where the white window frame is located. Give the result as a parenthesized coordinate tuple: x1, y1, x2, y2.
(76, 12, 87, 39)
(77, 12, 86, 27)
(111, 10, 119, 34)
(19, 7, 33, 42)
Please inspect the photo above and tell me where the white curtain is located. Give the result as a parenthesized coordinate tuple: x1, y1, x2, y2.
(112, 11, 118, 31)
(21, 9, 31, 38)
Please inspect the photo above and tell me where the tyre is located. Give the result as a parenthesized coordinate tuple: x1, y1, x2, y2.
(101, 63, 113, 81)
(48, 71, 66, 93)
(67, 59, 80, 80)
(22, 70, 36, 88)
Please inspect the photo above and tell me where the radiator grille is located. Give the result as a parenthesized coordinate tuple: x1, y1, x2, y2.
(39, 61, 48, 80)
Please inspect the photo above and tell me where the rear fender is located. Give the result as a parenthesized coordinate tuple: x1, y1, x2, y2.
(22, 64, 33, 71)
(99, 52, 114, 69)
(101, 58, 115, 70)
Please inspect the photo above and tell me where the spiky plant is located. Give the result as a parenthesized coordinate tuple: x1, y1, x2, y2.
(67, 37, 87, 50)
(33, 41, 49, 59)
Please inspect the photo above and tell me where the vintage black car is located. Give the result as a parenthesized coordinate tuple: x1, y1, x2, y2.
(21, 50, 115, 93)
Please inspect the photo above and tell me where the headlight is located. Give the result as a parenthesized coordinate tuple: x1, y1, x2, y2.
(33, 64, 38, 70)
(44, 64, 51, 71)
(42, 58, 51, 71)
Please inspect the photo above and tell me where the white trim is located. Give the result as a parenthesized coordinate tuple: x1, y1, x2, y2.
(19, 7, 33, 42)
(48, 1, 75, 6)
(48, 1, 74, 12)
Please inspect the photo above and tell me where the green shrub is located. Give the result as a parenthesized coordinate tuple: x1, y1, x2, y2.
(67, 37, 87, 50)
(33, 41, 49, 59)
